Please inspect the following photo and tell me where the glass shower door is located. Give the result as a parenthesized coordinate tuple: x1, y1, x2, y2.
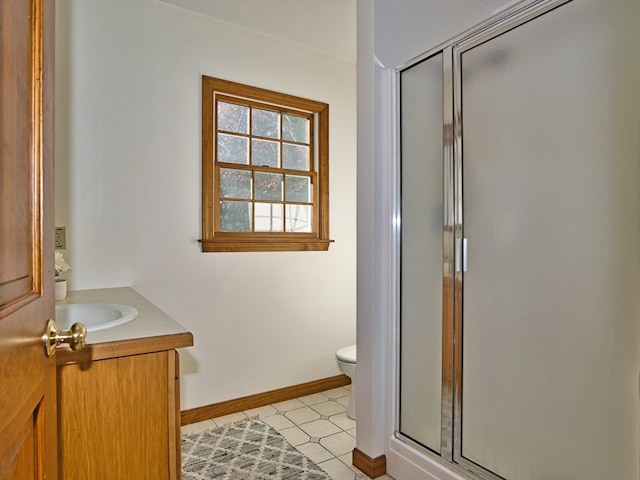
(457, 0, 640, 478)
(398, 52, 447, 454)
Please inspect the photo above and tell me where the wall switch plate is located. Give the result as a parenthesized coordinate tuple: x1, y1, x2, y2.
(55, 227, 66, 249)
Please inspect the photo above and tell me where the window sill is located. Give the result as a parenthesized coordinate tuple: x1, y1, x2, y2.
(199, 238, 333, 252)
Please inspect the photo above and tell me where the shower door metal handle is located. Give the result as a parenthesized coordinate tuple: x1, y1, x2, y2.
(456, 238, 468, 273)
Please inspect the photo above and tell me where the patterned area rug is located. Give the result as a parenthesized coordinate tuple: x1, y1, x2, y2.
(182, 419, 332, 480)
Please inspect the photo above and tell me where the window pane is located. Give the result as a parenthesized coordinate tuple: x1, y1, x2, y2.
(254, 172, 283, 201)
(282, 143, 309, 170)
(220, 201, 252, 231)
(285, 175, 311, 202)
(252, 108, 280, 138)
(252, 139, 279, 168)
(286, 204, 312, 232)
(217, 134, 248, 164)
(220, 168, 252, 199)
(282, 114, 309, 143)
(217, 101, 248, 134)
(254, 203, 283, 232)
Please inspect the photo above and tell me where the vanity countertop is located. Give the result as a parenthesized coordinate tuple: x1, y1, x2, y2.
(55, 287, 193, 365)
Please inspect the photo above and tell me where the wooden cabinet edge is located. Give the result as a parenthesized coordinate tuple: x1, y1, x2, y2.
(172, 351, 181, 479)
(56, 332, 193, 365)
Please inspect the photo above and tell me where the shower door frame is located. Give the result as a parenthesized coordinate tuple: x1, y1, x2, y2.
(395, 1, 575, 479)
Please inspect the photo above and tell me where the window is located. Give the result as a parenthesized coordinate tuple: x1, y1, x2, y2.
(200, 76, 332, 252)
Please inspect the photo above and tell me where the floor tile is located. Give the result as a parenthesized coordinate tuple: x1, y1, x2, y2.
(298, 392, 330, 406)
(320, 431, 356, 457)
(261, 413, 295, 431)
(180, 419, 215, 435)
(295, 442, 334, 464)
(279, 425, 311, 446)
(329, 412, 356, 431)
(322, 386, 351, 399)
(312, 400, 347, 417)
(272, 398, 306, 412)
(338, 452, 353, 466)
(285, 406, 322, 424)
(318, 457, 360, 480)
(336, 395, 350, 409)
(244, 404, 277, 418)
(211, 411, 248, 427)
(298, 419, 342, 438)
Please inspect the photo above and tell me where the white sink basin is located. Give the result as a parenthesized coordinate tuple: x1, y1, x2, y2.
(55, 303, 139, 332)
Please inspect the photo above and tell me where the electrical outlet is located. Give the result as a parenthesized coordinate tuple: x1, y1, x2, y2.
(55, 227, 66, 249)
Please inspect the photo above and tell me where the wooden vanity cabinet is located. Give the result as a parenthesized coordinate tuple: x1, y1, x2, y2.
(56, 334, 192, 480)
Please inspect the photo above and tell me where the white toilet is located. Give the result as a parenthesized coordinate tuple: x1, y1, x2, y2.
(336, 344, 357, 420)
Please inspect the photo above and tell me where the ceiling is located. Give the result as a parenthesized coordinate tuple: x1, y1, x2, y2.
(474, 0, 518, 9)
(158, 0, 357, 62)
(158, 0, 516, 64)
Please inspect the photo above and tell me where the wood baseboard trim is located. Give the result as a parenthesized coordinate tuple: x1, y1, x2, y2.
(352, 448, 386, 478)
(181, 374, 350, 426)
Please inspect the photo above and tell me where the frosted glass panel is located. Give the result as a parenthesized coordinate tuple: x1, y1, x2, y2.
(399, 53, 443, 452)
(460, 1, 640, 478)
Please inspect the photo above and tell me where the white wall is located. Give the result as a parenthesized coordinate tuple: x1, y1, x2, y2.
(55, 0, 357, 410)
(373, 0, 495, 68)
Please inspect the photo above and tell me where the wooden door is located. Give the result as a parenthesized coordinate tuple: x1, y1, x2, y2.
(0, 0, 56, 478)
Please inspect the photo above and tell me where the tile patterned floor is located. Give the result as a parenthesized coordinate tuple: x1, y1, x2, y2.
(181, 385, 394, 480)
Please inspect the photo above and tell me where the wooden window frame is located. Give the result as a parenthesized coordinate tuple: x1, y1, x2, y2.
(200, 76, 332, 252)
